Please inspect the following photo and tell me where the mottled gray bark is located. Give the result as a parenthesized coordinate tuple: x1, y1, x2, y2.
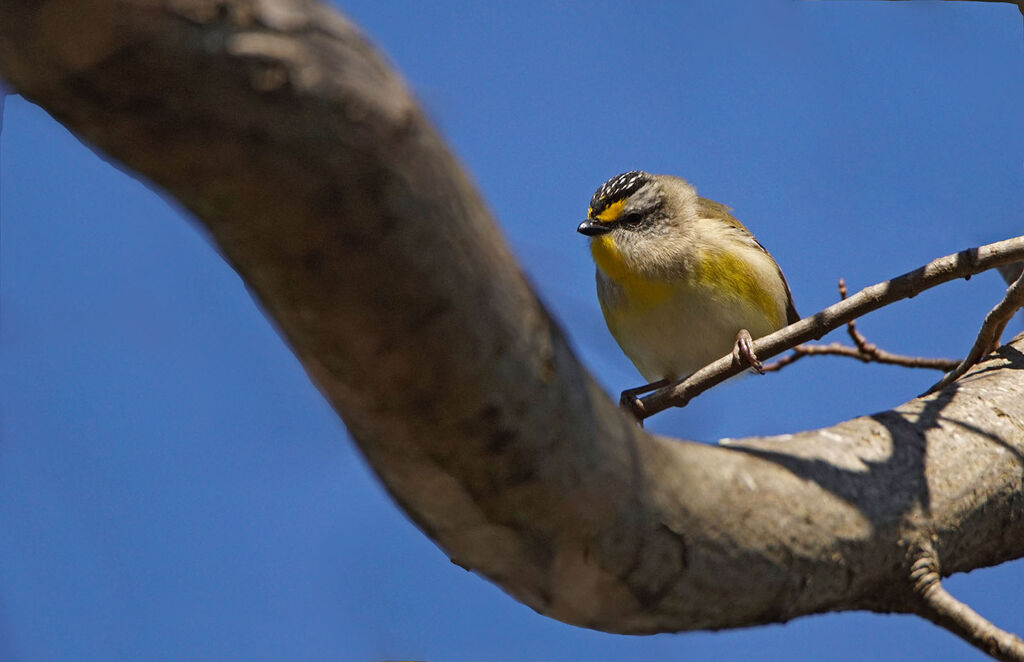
(2, 0, 1023, 656)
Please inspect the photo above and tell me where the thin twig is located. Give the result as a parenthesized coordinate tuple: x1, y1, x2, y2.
(926, 268, 1024, 394)
(840, 279, 872, 351)
(837, 277, 958, 368)
(636, 235, 1024, 419)
(762, 342, 959, 372)
(910, 547, 1024, 662)
(762, 343, 863, 372)
(764, 278, 960, 373)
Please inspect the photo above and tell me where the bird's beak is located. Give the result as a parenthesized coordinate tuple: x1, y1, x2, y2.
(577, 220, 612, 236)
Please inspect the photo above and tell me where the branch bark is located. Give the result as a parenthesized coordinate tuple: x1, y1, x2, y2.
(3, 0, 1024, 654)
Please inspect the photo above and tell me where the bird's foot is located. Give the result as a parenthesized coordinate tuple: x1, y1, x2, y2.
(618, 379, 670, 426)
(732, 328, 765, 374)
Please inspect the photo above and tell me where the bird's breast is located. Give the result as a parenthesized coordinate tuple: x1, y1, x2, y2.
(589, 234, 630, 282)
(592, 242, 790, 381)
(590, 235, 675, 312)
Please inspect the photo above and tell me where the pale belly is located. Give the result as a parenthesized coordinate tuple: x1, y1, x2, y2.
(599, 276, 781, 383)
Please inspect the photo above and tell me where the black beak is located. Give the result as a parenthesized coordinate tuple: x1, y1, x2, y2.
(577, 220, 612, 236)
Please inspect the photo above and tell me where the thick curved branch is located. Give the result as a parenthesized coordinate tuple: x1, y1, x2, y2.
(3, 0, 1024, 650)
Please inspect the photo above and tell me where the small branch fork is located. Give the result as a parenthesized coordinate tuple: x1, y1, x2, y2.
(926, 267, 1024, 395)
(763, 279, 960, 373)
(635, 235, 1024, 420)
(910, 545, 1024, 661)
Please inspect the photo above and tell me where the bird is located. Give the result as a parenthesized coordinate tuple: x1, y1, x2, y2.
(577, 171, 799, 418)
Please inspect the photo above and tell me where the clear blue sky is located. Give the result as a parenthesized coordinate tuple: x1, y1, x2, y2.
(2, 1, 1023, 660)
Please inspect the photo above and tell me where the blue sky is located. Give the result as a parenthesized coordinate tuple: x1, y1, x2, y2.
(2, 1, 1023, 660)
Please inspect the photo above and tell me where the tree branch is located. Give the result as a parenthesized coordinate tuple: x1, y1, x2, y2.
(3, 0, 1024, 650)
(762, 278, 960, 374)
(910, 546, 1024, 661)
(927, 268, 1024, 394)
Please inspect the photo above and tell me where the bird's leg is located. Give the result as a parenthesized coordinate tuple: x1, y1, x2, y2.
(732, 328, 765, 375)
(619, 378, 671, 425)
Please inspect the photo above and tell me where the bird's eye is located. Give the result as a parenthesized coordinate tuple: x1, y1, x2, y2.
(618, 212, 644, 229)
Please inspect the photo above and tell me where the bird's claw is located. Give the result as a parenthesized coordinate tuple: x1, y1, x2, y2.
(619, 391, 647, 426)
(618, 378, 670, 426)
(733, 328, 765, 374)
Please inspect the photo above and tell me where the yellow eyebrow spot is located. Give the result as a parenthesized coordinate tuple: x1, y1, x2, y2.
(595, 198, 626, 222)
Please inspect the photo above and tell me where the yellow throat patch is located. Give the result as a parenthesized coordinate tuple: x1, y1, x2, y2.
(590, 233, 674, 311)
